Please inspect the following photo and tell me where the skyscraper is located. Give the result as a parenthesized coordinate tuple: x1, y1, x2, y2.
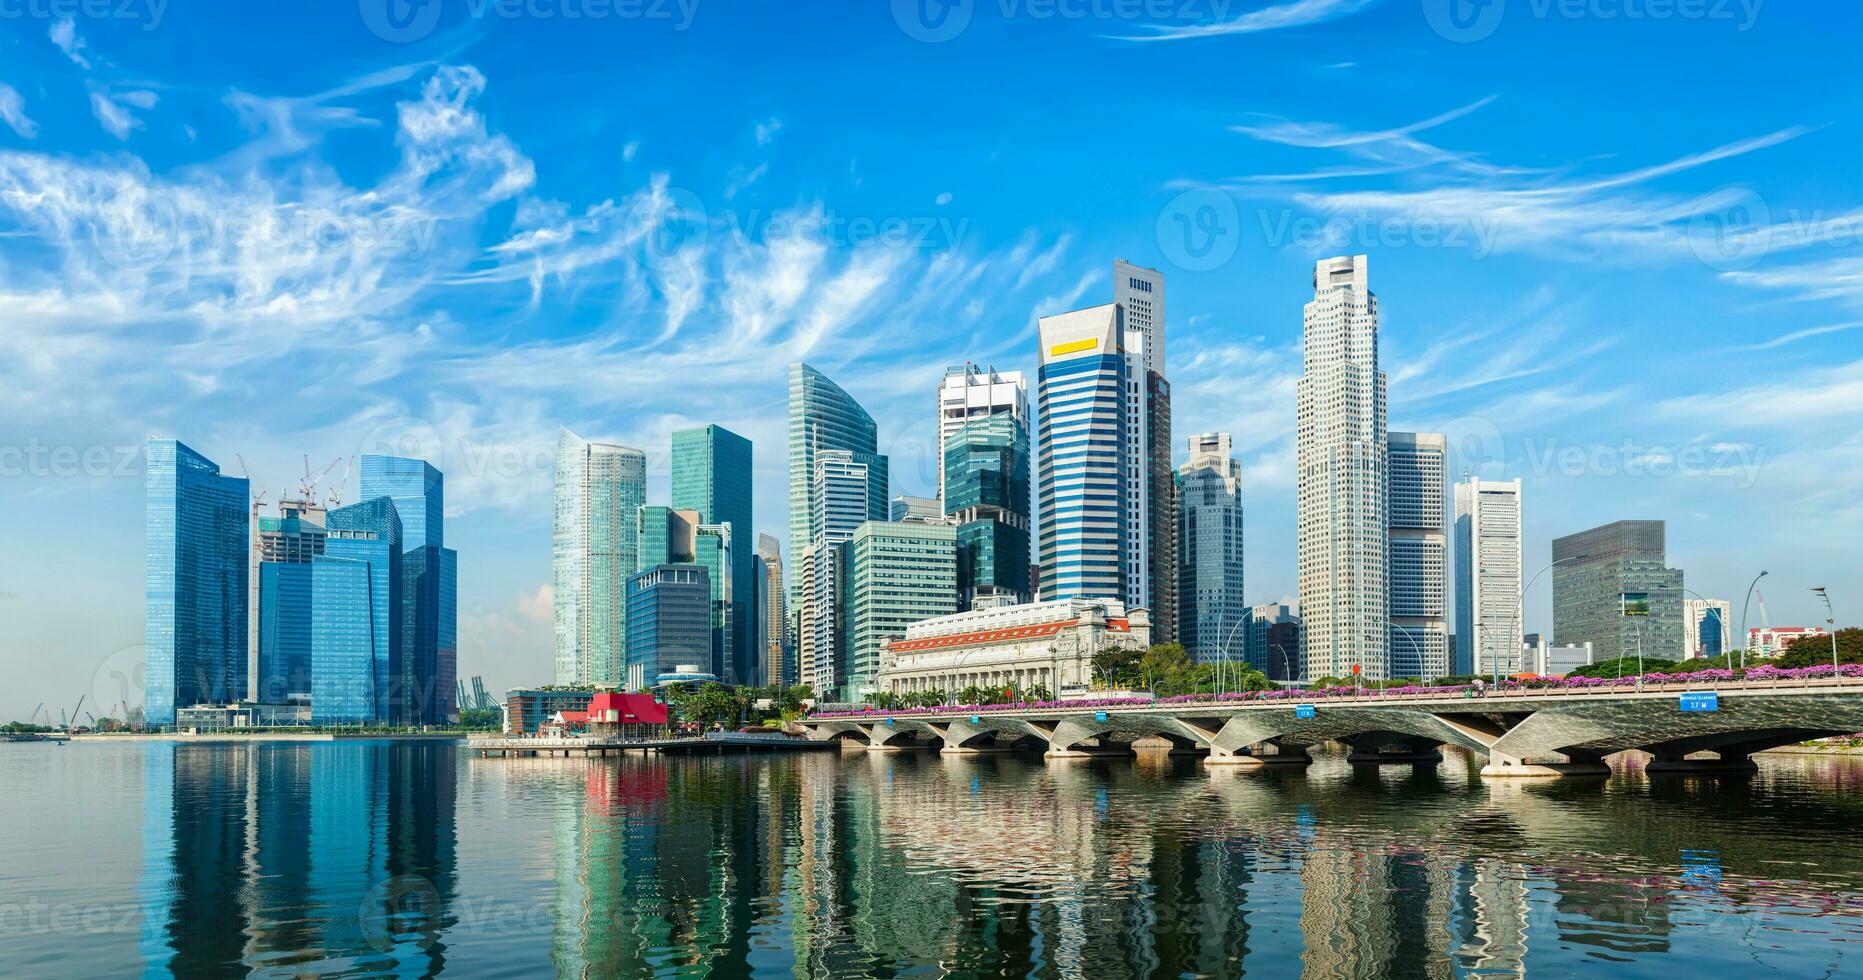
(787, 363, 887, 606)
(1246, 602, 1301, 681)
(1116, 259, 1175, 645)
(146, 438, 250, 723)
(695, 523, 734, 682)
(1036, 303, 1128, 603)
(757, 534, 788, 686)
(315, 497, 403, 723)
(254, 499, 327, 703)
(944, 413, 1031, 608)
(1387, 432, 1448, 680)
(1454, 477, 1523, 677)
(671, 424, 757, 686)
(1296, 255, 1390, 682)
(625, 564, 713, 692)
(936, 363, 1027, 513)
(847, 520, 958, 700)
(1683, 598, 1732, 659)
(1177, 433, 1244, 665)
(553, 428, 648, 687)
(797, 449, 885, 697)
(360, 454, 457, 722)
(1551, 520, 1685, 662)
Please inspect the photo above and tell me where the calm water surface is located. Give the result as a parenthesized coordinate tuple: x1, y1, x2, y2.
(3, 740, 1861, 978)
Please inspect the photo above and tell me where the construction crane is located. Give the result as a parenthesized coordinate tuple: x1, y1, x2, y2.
(66, 694, 85, 734)
(299, 455, 345, 507)
(235, 454, 269, 518)
(326, 456, 352, 508)
(30, 703, 44, 725)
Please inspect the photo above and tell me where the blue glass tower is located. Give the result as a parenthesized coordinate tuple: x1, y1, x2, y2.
(258, 563, 314, 702)
(672, 425, 756, 686)
(359, 455, 457, 722)
(1035, 306, 1129, 602)
(315, 499, 402, 723)
(625, 564, 712, 691)
(145, 438, 250, 724)
(944, 413, 1032, 607)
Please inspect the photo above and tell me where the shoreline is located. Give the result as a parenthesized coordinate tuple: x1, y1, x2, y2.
(68, 732, 475, 743)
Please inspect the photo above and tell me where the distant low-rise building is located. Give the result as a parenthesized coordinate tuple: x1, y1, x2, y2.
(1522, 634, 1594, 677)
(1748, 625, 1829, 658)
(503, 689, 596, 736)
(876, 598, 1150, 700)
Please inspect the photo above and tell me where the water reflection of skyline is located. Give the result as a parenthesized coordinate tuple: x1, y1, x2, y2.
(123, 743, 1863, 977)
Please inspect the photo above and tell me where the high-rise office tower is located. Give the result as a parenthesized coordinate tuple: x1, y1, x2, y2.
(798, 449, 885, 697)
(255, 500, 328, 703)
(1454, 477, 1523, 677)
(1683, 598, 1732, 659)
(1387, 432, 1449, 680)
(694, 523, 734, 682)
(1177, 433, 1244, 665)
(552, 428, 647, 687)
(936, 363, 1027, 513)
(889, 495, 942, 523)
(146, 438, 250, 723)
(847, 521, 958, 700)
(360, 454, 457, 722)
(944, 413, 1031, 608)
(672, 424, 756, 686)
(315, 497, 403, 723)
(625, 564, 713, 691)
(758, 534, 789, 686)
(1296, 255, 1390, 682)
(1246, 602, 1301, 681)
(1116, 259, 1175, 645)
(1551, 520, 1685, 661)
(637, 505, 701, 569)
(1036, 303, 1129, 603)
(787, 363, 887, 606)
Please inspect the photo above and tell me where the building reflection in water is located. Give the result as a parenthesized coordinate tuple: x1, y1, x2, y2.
(135, 743, 1863, 977)
(141, 741, 458, 979)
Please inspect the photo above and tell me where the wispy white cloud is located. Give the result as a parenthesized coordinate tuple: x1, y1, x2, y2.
(49, 17, 90, 69)
(754, 116, 782, 146)
(89, 89, 157, 140)
(0, 83, 37, 139)
(1721, 319, 1863, 352)
(1114, 0, 1382, 41)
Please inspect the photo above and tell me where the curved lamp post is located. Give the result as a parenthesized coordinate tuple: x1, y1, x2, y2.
(1813, 587, 1840, 671)
(1739, 571, 1768, 670)
(1504, 555, 1587, 687)
(1217, 615, 1250, 696)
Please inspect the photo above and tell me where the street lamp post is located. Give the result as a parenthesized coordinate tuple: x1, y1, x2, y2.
(1813, 587, 1840, 671)
(1390, 625, 1424, 697)
(1739, 571, 1769, 670)
(1505, 555, 1587, 688)
(1680, 587, 1729, 663)
(1217, 615, 1250, 696)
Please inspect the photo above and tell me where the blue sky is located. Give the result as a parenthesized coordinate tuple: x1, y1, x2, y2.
(2, 0, 1859, 719)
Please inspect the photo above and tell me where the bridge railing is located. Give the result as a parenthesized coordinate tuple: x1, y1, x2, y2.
(808, 665, 1863, 720)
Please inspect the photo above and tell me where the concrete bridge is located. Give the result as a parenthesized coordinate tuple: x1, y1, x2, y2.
(798, 676, 1863, 776)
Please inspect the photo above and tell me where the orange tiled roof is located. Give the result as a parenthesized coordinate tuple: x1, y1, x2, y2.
(888, 616, 1130, 654)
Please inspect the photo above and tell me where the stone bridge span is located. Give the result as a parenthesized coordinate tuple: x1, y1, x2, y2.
(799, 678, 1863, 777)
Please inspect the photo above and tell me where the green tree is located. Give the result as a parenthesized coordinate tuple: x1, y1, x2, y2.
(1565, 656, 1679, 680)
(958, 685, 988, 706)
(1092, 645, 1144, 689)
(1776, 628, 1863, 668)
(1023, 684, 1053, 703)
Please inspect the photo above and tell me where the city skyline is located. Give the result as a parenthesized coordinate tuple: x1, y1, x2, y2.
(4, 4, 1861, 717)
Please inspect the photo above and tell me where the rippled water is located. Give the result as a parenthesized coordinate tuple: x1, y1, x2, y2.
(3, 740, 1861, 978)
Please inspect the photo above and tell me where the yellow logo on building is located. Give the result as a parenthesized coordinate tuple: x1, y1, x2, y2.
(1048, 337, 1099, 357)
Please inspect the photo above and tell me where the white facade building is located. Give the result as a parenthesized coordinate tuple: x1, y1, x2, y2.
(1683, 598, 1733, 659)
(553, 428, 647, 686)
(876, 598, 1151, 699)
(1296, 255, 1390, 682)
(1454, 477, 1523, 678)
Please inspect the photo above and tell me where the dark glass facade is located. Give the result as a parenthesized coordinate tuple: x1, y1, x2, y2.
(145, 438, 250, 723)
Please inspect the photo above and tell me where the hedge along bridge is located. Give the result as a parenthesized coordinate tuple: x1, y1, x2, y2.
(798, 673, 1863, 777)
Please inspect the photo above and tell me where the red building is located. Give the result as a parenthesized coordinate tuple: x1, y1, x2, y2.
(587, 692, 669, 739)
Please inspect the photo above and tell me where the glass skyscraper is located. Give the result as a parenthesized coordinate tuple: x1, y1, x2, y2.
(1176, 433, 1244, 665)
(145, 438, 250, 724)
(553, 428, 647, 687)
(360, 454, 457, 722)
(671, 424, 757, 686)
(847, 521, 957, 701)
(1552, 520, 1685, 662)
(314, 498, 402, 723)
(258, 562, 315, 702)
(625, 564, 712, 692)
(1388, 432, 1449, 680)
(787, 363, 887, 606)
(1035, 304, 1128, 603)
(943, 413, 1031, 607)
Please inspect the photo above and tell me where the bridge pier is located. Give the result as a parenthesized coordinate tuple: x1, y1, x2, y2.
(1479, 750, 1611, 778)
(1345, 735, 1443, 766)
(1644, 751, 1758, 775)
(1045, 738, 1133, 761)
(1205, 742, 1312, 767)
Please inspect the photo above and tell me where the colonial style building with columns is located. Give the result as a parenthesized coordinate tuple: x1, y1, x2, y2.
(876, 598, 1151, 699)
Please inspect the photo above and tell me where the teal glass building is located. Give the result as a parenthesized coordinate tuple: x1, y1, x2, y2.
(943, 414, 1032, 607)
(145, 438, 251, 724)
(314, 499, 402, 723)
(671, 425, 757, 686)
(362, 454, 458, 722)
(360, 455, 442, 551)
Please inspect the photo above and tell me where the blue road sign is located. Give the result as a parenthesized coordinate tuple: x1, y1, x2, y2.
(1679, 691, 1720, 713)
(1094, 711, 1109, 722)
(886, 717, 896, 726)
(970, 715, 981, 725)
(1295, 704, 1317, 719)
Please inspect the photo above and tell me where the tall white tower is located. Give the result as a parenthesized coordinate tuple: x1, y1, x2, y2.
(936, 362, 1027, 514)
(1296, 255, 1389, 682)
(552, 427, 647, 686)
(1114, 259, 1172, 638)
(1454, 477, 1523, 677)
